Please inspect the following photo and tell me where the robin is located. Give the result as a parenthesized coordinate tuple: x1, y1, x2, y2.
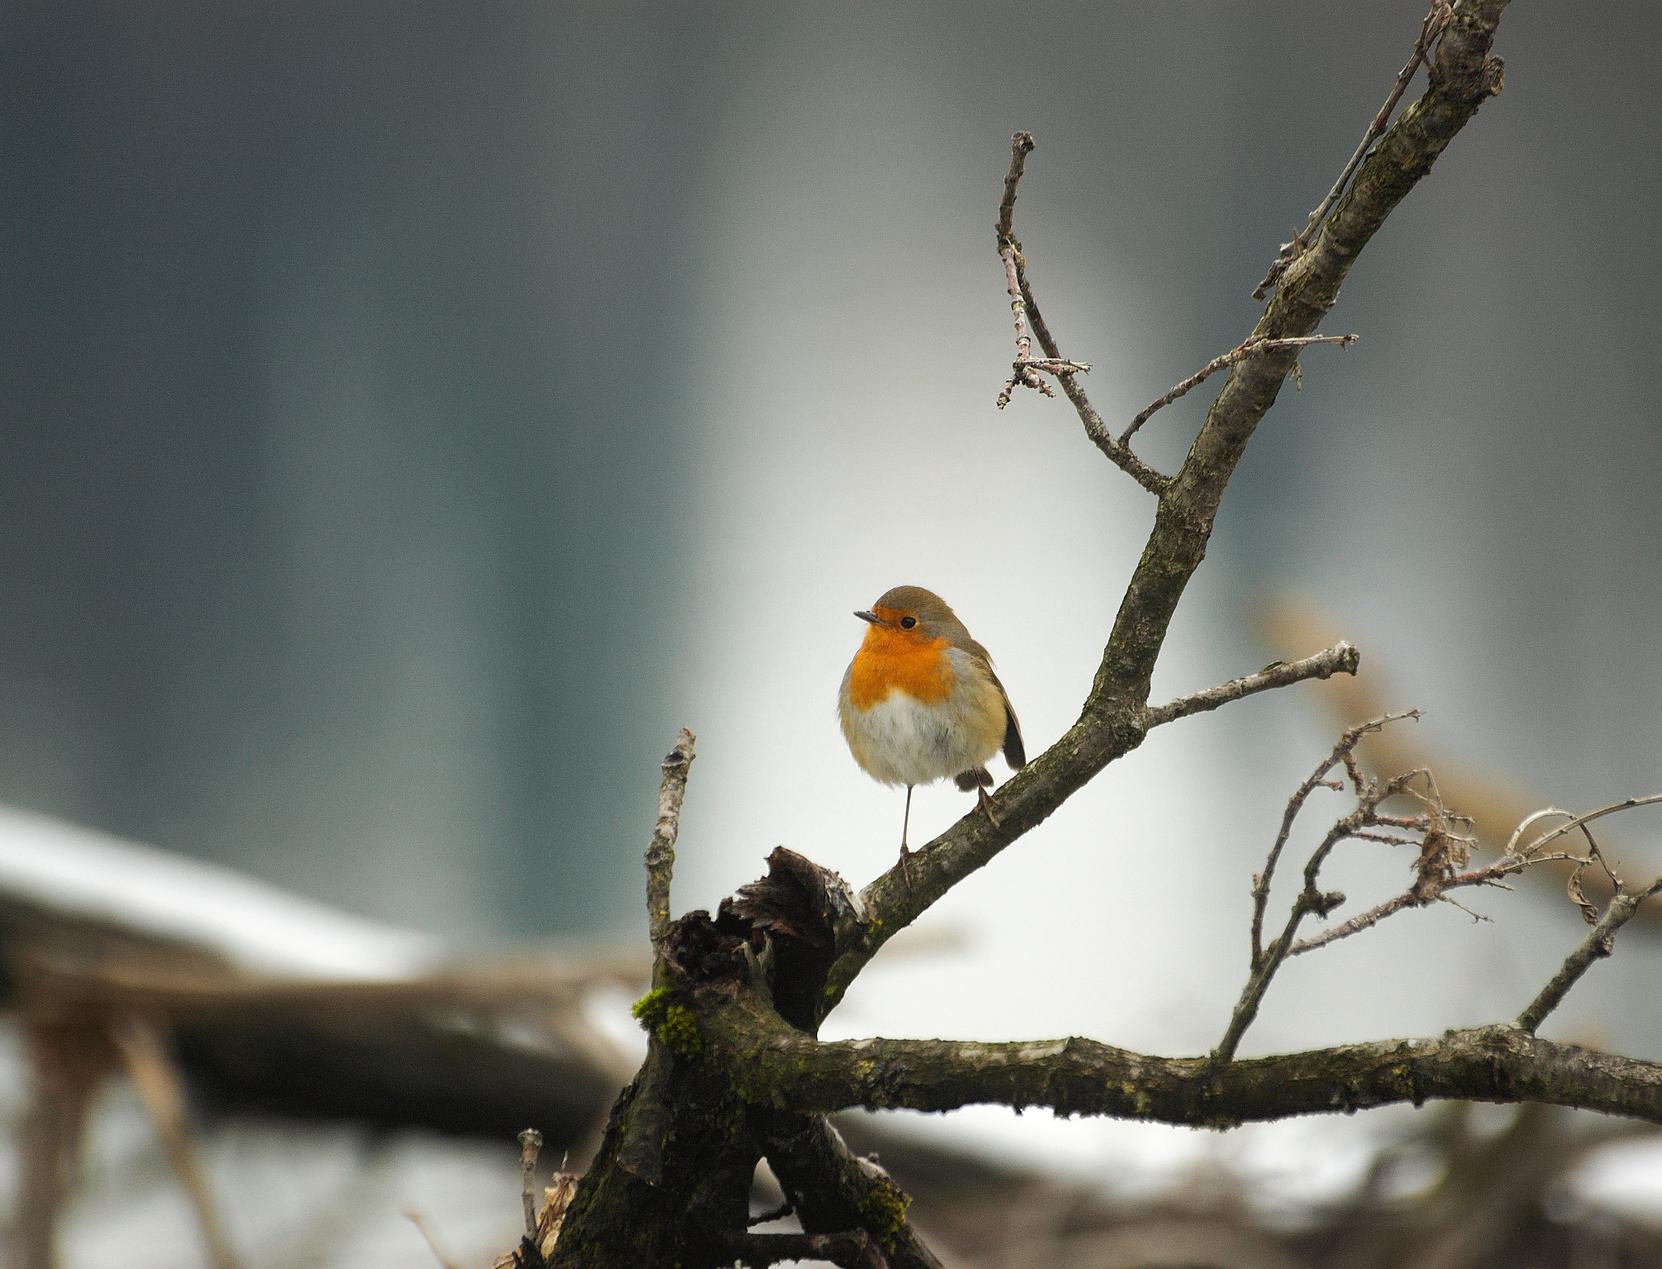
(838, 585, 1026, 872)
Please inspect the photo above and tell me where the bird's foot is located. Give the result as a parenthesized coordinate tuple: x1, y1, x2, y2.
(976, 784, 1000, 828)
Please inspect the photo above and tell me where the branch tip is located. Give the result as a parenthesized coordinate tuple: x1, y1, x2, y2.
(646, 726, 697, 952)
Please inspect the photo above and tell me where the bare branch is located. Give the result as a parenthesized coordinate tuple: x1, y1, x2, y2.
(1218, 716, 1435, 1064)
(1249, 711, 1421, 967)
(646, 728, 696, 952)
(518, 1128, 543, 1243)
(1507, 794, 1662, 862)
(994, 129, 1033, 241)
(1144, 640, 1360, 729)
(1284, 794, 1662, 959)
(994, 133, 1096, 410)
(1252, 0, 1456, 299)
(831, 0, 1518, 999)
(1518, 872, 1662, 1034)
(1121, 334, 1357, 445)
(711, 992, 1662, 1127)
(993, 134, 1170, 494)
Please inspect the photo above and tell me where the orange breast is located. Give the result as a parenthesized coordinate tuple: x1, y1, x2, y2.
(846, 627, 955, 709)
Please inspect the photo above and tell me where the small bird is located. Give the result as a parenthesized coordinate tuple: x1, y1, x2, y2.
(838, 585, 1026, 872)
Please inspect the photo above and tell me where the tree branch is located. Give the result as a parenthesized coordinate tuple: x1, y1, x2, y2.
(1252, 0, 1456, 299)
(823, 1, 1511, 1019)
(993, 137, 1093, 410)
(1504, 794, 1662, 860)
(1517, 873, 1662, 1034)
(1121, 334, 1357, 446)
(995, 134, 1169, 494)
(714, 993, 1662, 1126)
(647, 728, 696, 953)
(1144, 641, 1360, 729)
(1249, 712, 1420, 968)
(759, 1111, 943, 1269)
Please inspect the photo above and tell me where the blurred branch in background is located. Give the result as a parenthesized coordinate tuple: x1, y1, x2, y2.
(0, 807, 637, 1267)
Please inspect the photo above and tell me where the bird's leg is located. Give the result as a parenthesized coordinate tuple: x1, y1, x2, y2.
(898, 785, 914, 887)
(976, 782, 1000, 828)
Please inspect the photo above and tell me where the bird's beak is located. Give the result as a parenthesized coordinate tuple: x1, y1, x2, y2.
(854, 610, 879, 625)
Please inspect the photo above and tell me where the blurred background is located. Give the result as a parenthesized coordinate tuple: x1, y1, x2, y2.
(4, 1, 1661, 1265)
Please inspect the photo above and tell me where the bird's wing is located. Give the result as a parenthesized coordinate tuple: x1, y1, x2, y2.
(992, 667, 1025, 769)
(963, 637, 1025, 770)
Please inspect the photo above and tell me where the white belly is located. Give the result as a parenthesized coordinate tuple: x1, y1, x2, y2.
(838, 651, 1004, 787)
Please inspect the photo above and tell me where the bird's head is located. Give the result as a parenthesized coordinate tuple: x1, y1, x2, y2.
(854, 585, 960, 644)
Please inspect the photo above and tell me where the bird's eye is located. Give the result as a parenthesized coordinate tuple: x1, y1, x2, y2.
(899, 616, 918, 629)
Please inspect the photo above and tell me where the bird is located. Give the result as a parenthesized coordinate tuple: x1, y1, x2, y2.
(837, 585, 1026, 875)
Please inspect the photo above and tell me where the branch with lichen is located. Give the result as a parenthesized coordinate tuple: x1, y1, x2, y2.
(646, 729, 695, 954)
(706, 989, 1662, 1126)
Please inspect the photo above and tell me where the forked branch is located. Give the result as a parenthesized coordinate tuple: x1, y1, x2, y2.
(826, 0, 1512, 1011)
(1252, 0, 1458, 299)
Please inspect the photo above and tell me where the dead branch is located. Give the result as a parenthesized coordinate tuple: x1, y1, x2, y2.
(1221, 716, 1433, 1064)
(647, 729, 696, 952)
(1249, 712, 1421, 969)
(993, 134, 1169, 493)
(1121, 334, 1357, 445)
(1518, 872, 1662, 1034)
(1144, 640, 1360, 730)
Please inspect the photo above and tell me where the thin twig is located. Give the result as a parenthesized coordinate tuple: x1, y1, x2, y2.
(518, 1128, 543, 1242)
(1144, 640, 1359, 729)
(1249, 710, 1420, 967)
(1518, 874, 1662, 1034)
(995, 130, 1033, 241)
(646, 728, 696, 952)
(1507, 795, 1662, 861)
(1220, 715, 1426, 1065)
(1288, 853, 1568, 956)
(993, 132, 1169, 494)
(995, 133, 1073, 408)
(996, 144, 1091, 407)
(1120, 334, 1358, 445)
(1289, 792, 1662, 956)
(1218, 812, 1358, 1066)
(1252, 0, 1455, 299)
